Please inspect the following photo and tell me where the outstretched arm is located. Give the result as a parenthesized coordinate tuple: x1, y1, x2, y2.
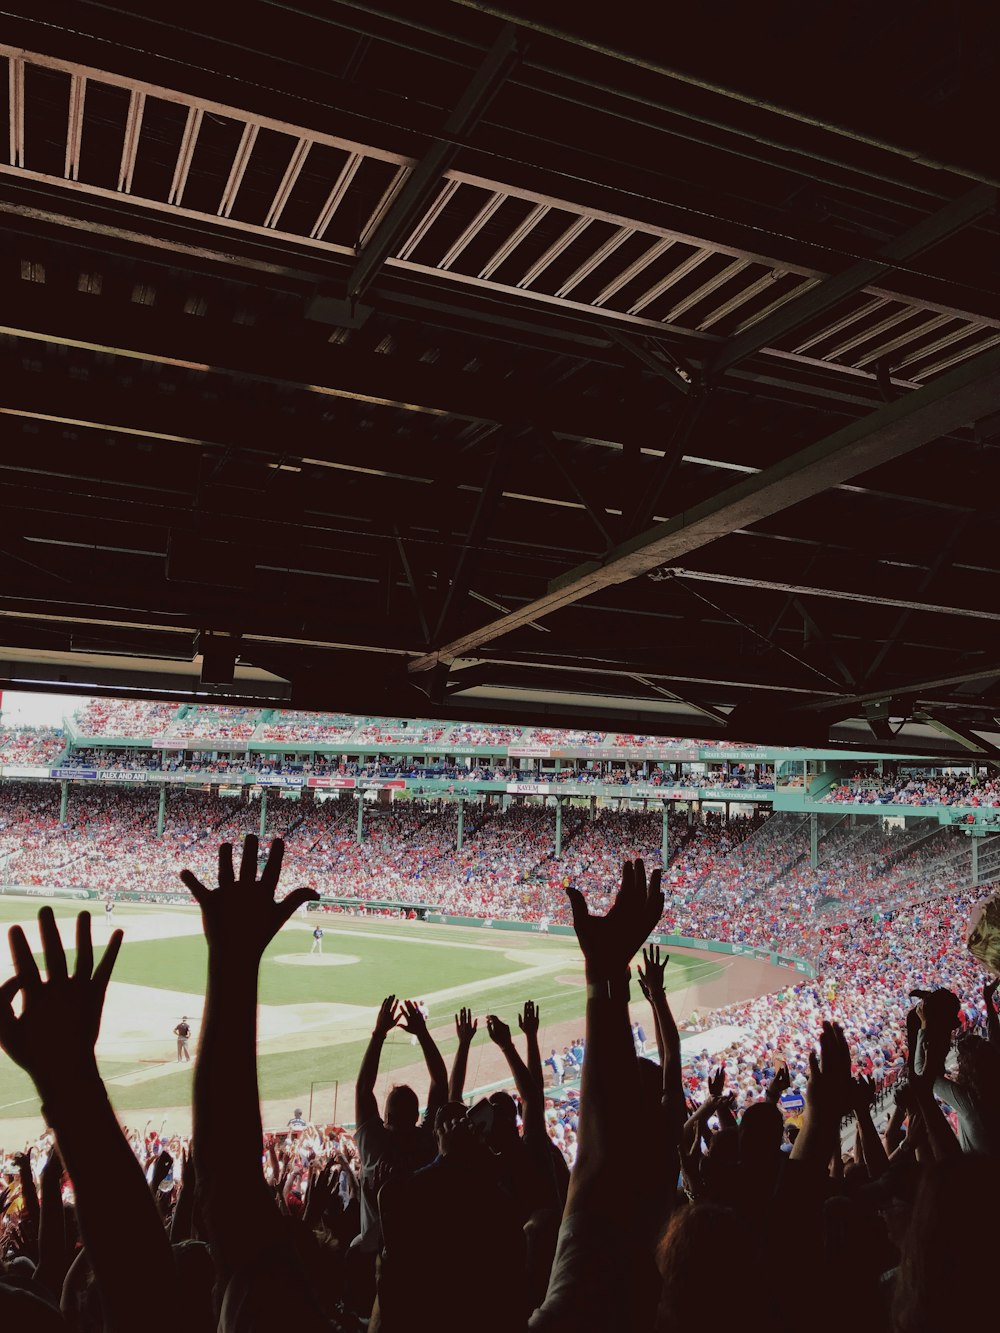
(565, 861, 663, 1215)
(637, 945, 683, 1115)
(181, 836, 317, 1285)
(764, 1062, 791, 1106)
(399, 1000, 448, 1124)
(790, 1022, 853, 1168)
(519, 999, 544, 1096)
(357, 996, 400, 1125)
(851, 1076, 889, 1177)
(486, 1011, 544, 1143)
(883, 1087, 910, 1157)
(0, 909, 174, 1333)
(449, 1007, 478, 1102)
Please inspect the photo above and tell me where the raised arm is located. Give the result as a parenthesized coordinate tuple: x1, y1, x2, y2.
(764, 1061, 791, 1106)
(519, 999, 544, 1095)
(851, 1075, 889, 1177)
(399, 999, 448, 1123)
(883, 1085, 910, 1157)
(356, 996, 400, 1125)
(0, 908, 174, 1333)
(34, 1147, 69, 1300)
(790, 1022, 853, 1169)
(180, 835, 317, 1286)
(449, 1007, 478, 1102)
(486, 1012, 544, 1141)
(564, 860, 663, 1215)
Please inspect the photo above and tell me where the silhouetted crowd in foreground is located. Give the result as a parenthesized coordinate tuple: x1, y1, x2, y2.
(0, 837, 996, 1330)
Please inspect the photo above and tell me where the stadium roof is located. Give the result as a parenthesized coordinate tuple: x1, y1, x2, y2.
(3, 1, 1000, 756)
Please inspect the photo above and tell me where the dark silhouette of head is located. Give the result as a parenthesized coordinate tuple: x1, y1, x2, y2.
(656, 1204, 754, 1330)
(384, 1084, 419, 1131)
(739, 1101, 783, 1165)
(487, 1090, 519, 1149)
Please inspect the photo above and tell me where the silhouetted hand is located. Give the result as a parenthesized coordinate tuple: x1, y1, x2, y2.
(455, 1007, 478, 1043)
(765, 1062, 791, 1102)
(373, 995, 401, 1039)
(399, 1000, 427, 1038)
(518, 1001, 539, 1037)
(567, 859, 664, 981)
(0, 908, 122, 1101)
(851, 1075, 876, 1114)
(180, 836, 317, 963)
(985, 976, 999, 1003)
(637, 944, 668, 998)
(804, 1021, 853, 1119)
(150, 1150, 173, 1193)
(707, 1066, 726, 1099)
(486, 1014, 513, 1048)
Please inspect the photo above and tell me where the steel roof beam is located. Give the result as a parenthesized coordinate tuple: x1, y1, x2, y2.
(345, 23, 521, 302)
(408, 339, 1000, 671)
(707, 185, 996, 379)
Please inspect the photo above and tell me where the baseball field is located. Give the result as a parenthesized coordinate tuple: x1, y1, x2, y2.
(0, 896, 738, 1145)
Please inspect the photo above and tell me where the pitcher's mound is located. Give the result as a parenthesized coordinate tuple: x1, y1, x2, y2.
(273, 953, 360, 967)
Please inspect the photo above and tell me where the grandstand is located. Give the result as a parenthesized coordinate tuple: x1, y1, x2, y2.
(1, 706, 998, 1330)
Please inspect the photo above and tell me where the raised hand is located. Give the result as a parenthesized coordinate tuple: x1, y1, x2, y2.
(455, 1007, 478, 1044)
(851, 1075, 876, 1114)
(180, 836, 317, 962)
(399, 1000, 427, 1038)
(707, 1066, 725, 1100)
(637, 944, 668, 998)
(566, 858, 664, 981)
(985, 976, 999, 1003)
(804, 1021, 853, 1119)
(150, 1150, 173, 1193)
(518, 1001, 539, 1037)
(765, 1061, 791, 1102)
(0, 909, 122, 1102)
(486, 1014, 512, 1048)
(374, 995, 401, 1039)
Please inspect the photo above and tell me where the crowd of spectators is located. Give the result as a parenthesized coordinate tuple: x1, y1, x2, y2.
(69, 699, 756, 754)
(824, 768, 1000, 807)
(74, 700, 179, 739)
(0, 727, 65, 766)
(0, 787, 975, 948)
(0, 834, 994, 1330)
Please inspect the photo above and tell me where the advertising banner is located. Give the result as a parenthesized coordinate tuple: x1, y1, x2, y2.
(508, 746, 551, 758)
(50, 768, 97, 780)
(506, 781, 550, 795)
(97, 770, 151, 782)
(306, 776, 356, 789)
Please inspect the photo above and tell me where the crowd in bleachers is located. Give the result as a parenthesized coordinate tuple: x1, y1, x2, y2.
(0, 726, 65, 765)
(74, 699, 179, 738)
(69, 698, 763, 754)
(0, 787, 976, 953)
(824, 768, 1000, 807)
(0, 820, 995, 1329)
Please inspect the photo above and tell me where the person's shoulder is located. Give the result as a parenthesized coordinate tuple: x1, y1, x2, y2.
(355, 1116, 387, 1150)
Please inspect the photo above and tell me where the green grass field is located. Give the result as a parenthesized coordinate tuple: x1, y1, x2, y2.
(0, 898, 721, 1132)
